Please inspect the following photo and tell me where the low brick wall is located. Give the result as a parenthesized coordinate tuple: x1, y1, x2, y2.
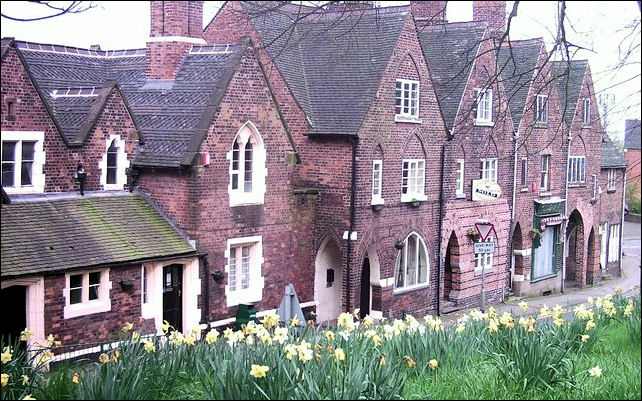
(624, 213, 641, 223)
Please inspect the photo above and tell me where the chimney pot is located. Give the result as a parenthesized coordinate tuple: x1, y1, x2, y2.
(411, 1, 447, 25)
(90, 44, 101, 51)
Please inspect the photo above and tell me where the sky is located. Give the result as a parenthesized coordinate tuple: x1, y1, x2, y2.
(1, 1, 640, 142)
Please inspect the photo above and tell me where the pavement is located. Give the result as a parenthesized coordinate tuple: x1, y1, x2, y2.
(441, 221, 641, 324)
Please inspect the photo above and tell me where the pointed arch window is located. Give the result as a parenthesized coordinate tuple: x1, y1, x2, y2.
(228, 122, 266, 206)
(395, 233, 429, 291)
(100, 135, 129, 190)
(106, 140, 118, 185)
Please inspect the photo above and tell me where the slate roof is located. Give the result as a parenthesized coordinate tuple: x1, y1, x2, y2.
(417, 21, 487, 130)
(8, 41, 244, 167)
(601, 135, 627, 168)
(625, 119, 641, 150)
(551, 60, 588, 127)
(240, 2, 408, 136)
(0, 193, 197, 278)
(497, 39, 543, 132)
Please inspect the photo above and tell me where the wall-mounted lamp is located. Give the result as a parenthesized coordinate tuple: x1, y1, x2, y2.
(119, 278, 134, 291)
(74, 164, 87, 196)
(212, 270, 225, 283)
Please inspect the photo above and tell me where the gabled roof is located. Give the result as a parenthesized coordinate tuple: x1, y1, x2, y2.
(601, 135, 627, 168)
(497, 39, 543, 132)
(625, 119, 641, 150)
(0, 192, 197, 278)
(417, 21, 487, 130)
(551, 60, 588, 127)
(10, 40, 244, 167)
(239, 2, 408, 136)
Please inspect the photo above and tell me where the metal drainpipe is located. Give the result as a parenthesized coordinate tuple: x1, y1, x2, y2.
(346, 136, 359, 312)
(561, 133, 571, 294)
(436, 134, 451, 316)
(619, 170, 626, 270)
(510, 131, 518, 293)
(201, 254, 211, 327)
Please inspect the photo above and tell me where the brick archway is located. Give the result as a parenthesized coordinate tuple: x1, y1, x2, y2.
(566, 209, 586, 286)
(444, 231, 461, 302)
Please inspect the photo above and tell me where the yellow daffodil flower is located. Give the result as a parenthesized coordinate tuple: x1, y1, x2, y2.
(324, 330, 335, 341)
(20, 328, 33, 342)
(205, 329, 220, 344)
(122, 322, 133, 332)
(1, 373, 8, 387)
(428, 359, 439, 370)
(379, 355, 386, 366)
(143, 340, 156, 353)
(250, 364, 269, 378)
(21, 375, 29, 385)
(581, 334, 590, 343)
(71, 373, 80, 384)
(518, 301, 528, 311)
(403, 356, 416, 368)
(22, 394, 36, 400)
(334, 348, 345, 362)
(1, 347, 12, 363)
(99, 353, 110, 364)
(588, 365, 602, 377)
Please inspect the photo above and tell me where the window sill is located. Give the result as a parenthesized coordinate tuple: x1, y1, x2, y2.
(581, 124, 591, 129)
(3, 185, 45, 195)
(455, 193, 466, 199)
(473, 120, 494, 127)
(393, 282, 430, 296)
(394, 115, 422, 124)
(371, 198, 385, 206)
(520, 187, 529, 192)
(64, 299, 111, 319)
(474, 268, 494, 277)
(103, 183, 125, 191)
(539, 191, 552, 197)
(401, 194, 427, 203)
(531, 273, 557, 283)
(568, 183, 586, 188)
(229, 191, 265, 207)
(607, 188, 616, 194)
(533, 122, 548, 129)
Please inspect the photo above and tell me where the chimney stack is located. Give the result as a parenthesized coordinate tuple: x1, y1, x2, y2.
(473, 1, 506, 36)
(411, 1, 447, 25)
(147, 1, 205, 80)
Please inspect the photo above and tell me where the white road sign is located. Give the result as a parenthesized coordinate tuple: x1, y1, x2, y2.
(474, 241, 495, 254)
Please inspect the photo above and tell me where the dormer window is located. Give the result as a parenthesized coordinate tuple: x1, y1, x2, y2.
(228, 122, 266, 206)
(395, 79, 420, 122)
(474, 88, 493, 125)
(1, 131, 45, 194)
(535, 94, 548, 124)
(100, 134, 129, 190)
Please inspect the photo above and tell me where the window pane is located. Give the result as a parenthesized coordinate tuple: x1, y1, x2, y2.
(229, 247, 237, 291)
(89, 285, 99, 300)
(241, 245, 251, 290)
(88, 272, 100, 300)
(70, 274, 83, 304)
(406, 235, 417, 286)
(89, 272, 100, 285)
(70, 288, 82, 304)
(418, 241, 427, 283)
(20, 162, 33, 186)
(244, 143, 253, 192)
(107, 167, 116, 185)
(22, 142, 35, 161)
(70, 274, 83, 288)
(2, 141, 16, 162)
(396, 245, 405, 288)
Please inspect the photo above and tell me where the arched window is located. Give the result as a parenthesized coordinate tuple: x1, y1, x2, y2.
(100, 135, 129, 190)
(106, 140, 118, 185)
(228, 122, 266, 206)
(395, 233, 429, 290)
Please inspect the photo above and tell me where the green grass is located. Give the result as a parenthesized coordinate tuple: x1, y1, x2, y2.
(403, 322, 641, 400)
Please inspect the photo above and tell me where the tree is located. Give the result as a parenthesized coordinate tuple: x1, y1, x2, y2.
(1, 1, 95, 22)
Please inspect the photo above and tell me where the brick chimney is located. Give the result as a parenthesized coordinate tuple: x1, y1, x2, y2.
(147, 1, 205, 80)
(473, 1, 506, 36)
(411, 1, 447, 25)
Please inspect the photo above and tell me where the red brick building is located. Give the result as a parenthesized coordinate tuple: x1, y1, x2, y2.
(1, 1, 626, 356)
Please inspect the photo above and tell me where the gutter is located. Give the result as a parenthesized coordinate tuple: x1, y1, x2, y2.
(510, 131, 519, 291)
(346, 136, 359, 312)
(201, 253, 211, 326)
(561, 131, 571, 294)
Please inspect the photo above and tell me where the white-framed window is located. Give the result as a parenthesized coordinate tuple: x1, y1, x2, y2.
(533, 225, 556, 279)
(394, 233, 429, 291)
(371, 160, 384, 205)
(475, 236, 494, 273)
(567, 156, 586, 184)
(225, 236, 264, 307)
(401, 159, 426, 202)
(99, 134, 130, 190)
(599, 222, 608, 270)
(535, 94, 548, 123)
(582, 98, 591, 125)
(63, 269, 112, 319)
(608, 224, 620, 262)
(1, 131, 45, 194)
(481, 158, 498, 182)
(540, 155, 550, 191)
(395, 79, 420, 122)
(607, 169, 616, 190)
(592, 174, 598, 199)
(228, 122, 267, 206)
(455, 159, 465, 196)
(474, 88, 493, 125)
(520, 157, 528, 188)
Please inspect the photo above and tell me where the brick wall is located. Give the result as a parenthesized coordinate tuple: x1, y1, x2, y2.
(597, 167, 625, 277)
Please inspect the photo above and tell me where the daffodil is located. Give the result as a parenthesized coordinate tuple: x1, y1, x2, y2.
(260, 312, 280, 329)
(586, 320, 596, 330)
(250, 364, 269, 378)
(372, 334, 383, 347)
(46, 334, 55, 345)
(337, 312, 355, 331)
(428, 359, 439, 370)
(624, 299, 634, 316)
(352, 308, 360, 318)
(455, 323, 466, 334)
(1, 347, 12, 363)
(539, 305, 552, 318)
(131, 332, 140, 342)
(185, 334, 196, 346)
(122, 322, 134, 332)
(334, 348, 346, 362)
(20, 328, 33, 342)
(99, 353, 110, 364)
(614, 286, 622, 295)
(588, 365, 602, 377)
(362, 314, 374, 328)
(21, 375, 29, 385)
(71, 373, 80, 384)
(223, 327, 234, 338)
(22, 394, 36, 400)
(143, 340, 156, 353)
(205, 329, 220, 344)
(403, 355, 416, 368)
(1, 373, 8, 387)
(290, 316, 300, 327)
(161, 320, 171, 333)
(324, 330, 335, 341)
(499, 312, 515, 329)
(487, 318, 499, 333)
(518, 301, 528, 311)
(587, 296, 594, 305)
(581, 334, 590, 343)
(284, 344, 297, 360)
(553, 316, 565, 327)
(379, 355, 386, 366)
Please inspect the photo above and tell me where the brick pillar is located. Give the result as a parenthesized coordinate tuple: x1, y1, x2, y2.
(473, 1, 506, 36)
(147, 1, 204, 80)
(411, 1, 447, 24)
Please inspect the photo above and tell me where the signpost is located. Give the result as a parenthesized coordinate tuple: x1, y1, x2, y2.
(474, 219, 496, 312)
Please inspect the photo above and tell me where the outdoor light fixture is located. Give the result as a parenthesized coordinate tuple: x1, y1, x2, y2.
(74, 164, 87, 196)
(212, 270, 225, 283)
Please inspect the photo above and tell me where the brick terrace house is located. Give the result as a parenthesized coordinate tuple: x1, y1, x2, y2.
(1, 1, 627, 356)
(624, 119, 641, 200)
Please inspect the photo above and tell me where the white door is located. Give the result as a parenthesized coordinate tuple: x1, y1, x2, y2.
(599, 223, 608, 270)
(314, 240, 343, 324)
